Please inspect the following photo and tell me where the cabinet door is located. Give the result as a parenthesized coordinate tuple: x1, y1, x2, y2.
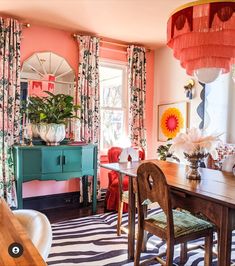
(42, 149, 63, 174)
(22, 149, 41, 177)
(63, 149, 82, 173)
(82, 147, 94, 170)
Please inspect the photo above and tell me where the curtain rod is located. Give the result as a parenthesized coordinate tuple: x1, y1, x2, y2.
(23, 23, 31, 28)
(72, 33, 151, 52)
(73, 33, 128, 48)
(102, 39, 129, 48)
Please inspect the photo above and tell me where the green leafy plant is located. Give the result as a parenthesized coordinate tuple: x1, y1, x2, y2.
(157, 139, 180, 162)
(26, 91, 80, 124)
(157, 143, 171, 161)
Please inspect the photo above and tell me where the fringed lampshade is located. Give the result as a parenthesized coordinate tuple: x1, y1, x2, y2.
(167, 0, 235, 83)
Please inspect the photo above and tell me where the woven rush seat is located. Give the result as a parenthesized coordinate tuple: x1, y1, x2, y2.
(146, 209, 213, 238)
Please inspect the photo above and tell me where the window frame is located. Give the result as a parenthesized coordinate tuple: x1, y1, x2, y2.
(99, 59, 129, 154)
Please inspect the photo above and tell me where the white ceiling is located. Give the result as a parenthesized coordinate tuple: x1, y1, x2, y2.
(0, 0, 192, 48)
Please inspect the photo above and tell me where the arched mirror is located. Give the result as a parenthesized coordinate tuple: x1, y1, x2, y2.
(20, 51, 75, 99)
(20, 52, 77, 142)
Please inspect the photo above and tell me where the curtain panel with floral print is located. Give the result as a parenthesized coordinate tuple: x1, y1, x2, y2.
(77, 36, 100, 145)
(127, 45, 147, 149)
(0, 18, 21, 207)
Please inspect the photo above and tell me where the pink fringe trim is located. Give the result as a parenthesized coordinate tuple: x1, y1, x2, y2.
(183, 57, 232, 75)
(167, 2, 235, 74)
(178, 45, 235, 62)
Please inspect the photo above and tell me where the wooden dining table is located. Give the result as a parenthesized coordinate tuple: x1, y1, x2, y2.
(100, 159, 235, 266)
(0, 198, 46, 266)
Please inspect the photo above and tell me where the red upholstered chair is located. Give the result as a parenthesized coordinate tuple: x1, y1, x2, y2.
(105, 146, 145, 214)
(105, 147, 124, 211)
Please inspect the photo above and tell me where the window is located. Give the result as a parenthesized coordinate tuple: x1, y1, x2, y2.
(99, 61, 128, 153)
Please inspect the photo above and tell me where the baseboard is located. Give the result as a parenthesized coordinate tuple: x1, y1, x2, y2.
(23, 191, 81, 211)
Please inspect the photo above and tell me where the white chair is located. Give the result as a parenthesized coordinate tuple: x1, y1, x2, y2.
(13, 209, 52, 260)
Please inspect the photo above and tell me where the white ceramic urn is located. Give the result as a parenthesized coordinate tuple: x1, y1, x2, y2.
(31, 124, 40, 138)
(39, 123, 66, 146)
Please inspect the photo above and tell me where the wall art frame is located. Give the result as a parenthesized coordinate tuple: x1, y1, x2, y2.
(158, 101, 189, 142)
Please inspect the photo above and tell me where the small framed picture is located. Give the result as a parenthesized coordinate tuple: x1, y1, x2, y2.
(158, 101, 189, 141)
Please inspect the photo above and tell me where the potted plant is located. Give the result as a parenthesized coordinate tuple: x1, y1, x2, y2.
(26, 96, 45, 138)
(26, 91, 80, 145)
(157, 138, 180, 162)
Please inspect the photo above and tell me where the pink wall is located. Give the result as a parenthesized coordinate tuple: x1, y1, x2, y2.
(21, 24, 155, 197)
(100, 43, 127, 62)
(21, 25, 78, 73)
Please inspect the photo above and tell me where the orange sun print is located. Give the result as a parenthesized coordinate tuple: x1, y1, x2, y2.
(160, 107, 184, 138)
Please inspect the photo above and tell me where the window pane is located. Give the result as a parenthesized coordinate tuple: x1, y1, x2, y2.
(101, 110, 124, 150)
(100, 66, 123, 108)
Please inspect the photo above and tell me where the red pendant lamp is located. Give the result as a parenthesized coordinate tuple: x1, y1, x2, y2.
(167, 0, 235, 83)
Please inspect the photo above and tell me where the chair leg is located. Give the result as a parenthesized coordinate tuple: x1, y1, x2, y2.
(134, 226, 144, 266)
(117, 201, 123, 236)
(166, 240, 174, 266)
(104, 192, 108, 212)
(204, 230, 213, 266)
(141, 205, 148, 252)
(179, 242, 187, 265)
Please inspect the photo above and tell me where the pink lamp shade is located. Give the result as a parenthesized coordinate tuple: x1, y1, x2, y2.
(167, 1, 235, 83)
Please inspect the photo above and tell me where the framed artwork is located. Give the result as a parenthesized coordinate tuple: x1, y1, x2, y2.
(158, 101, 189, 141)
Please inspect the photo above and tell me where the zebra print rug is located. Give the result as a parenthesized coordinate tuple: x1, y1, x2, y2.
(47, 209, 235, 266)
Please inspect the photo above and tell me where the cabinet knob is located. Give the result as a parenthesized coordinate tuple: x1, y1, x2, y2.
(62, 155, 66, 165)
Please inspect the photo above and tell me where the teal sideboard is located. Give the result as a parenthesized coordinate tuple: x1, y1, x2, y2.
(13, 144, 98, 213)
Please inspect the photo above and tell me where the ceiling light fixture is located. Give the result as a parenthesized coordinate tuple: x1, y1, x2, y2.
(167, 0, 235, 83)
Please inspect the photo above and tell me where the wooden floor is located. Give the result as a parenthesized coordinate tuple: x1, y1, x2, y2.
(42, 200, 107, 223)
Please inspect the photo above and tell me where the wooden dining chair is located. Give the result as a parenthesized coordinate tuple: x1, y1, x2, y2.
(135, 162, 214, 266)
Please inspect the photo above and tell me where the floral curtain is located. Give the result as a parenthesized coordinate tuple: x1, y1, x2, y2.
(0, 18, 21, 207)
(77, 36, 100, 203)
(127, 45, 147, 149)
(77, 36, 100, 145)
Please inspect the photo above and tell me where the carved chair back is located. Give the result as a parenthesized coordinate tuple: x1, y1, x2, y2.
(136, 162, 174, 238)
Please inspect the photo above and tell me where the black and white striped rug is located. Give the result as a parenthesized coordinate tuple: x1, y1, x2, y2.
(47, 210, 235, 266)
